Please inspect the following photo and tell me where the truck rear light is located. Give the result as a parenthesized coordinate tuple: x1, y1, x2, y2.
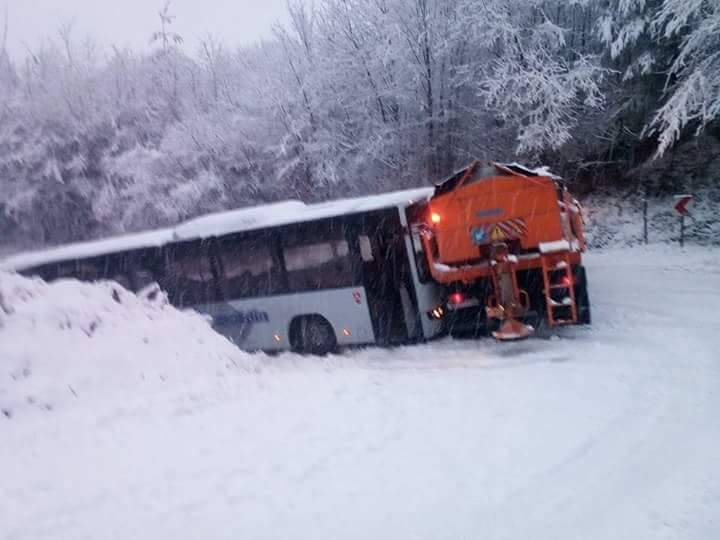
(549, 271, 573, 288)
(446, 293, 480, 311)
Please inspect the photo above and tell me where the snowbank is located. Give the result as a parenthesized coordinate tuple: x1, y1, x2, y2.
(0, 272, 258, 418)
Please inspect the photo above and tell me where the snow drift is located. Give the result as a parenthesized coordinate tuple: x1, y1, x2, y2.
(0, 272, 257, 418)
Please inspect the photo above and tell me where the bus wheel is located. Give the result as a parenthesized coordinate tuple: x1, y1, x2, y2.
(290, 316, 337, 356)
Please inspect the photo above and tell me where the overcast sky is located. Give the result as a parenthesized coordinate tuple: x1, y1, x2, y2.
(3, 0, 289, 58)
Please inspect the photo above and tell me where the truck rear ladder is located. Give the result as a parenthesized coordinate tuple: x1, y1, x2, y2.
(540, 250, 578, 326)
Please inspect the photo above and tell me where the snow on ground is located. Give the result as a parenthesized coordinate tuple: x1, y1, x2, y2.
(2, 246, 720, 540)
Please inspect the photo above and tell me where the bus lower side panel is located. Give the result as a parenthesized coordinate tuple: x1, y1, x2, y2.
(195, 287, 377, 352)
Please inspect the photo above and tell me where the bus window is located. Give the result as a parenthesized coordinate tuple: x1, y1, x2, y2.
(359, 235, 374, 262)
(130, 269, 155, 291)
(411, 232, 432, 283)
(216, 237, 282, 299)
(55, 261, 78, 279)
(107, 272, 132, 290)
(26, 263, 58, 281)
(78, 257, 110, 282)
(283, 235, 353, 292)
(100, 251, 152, 292)
(162, 242, 218, 307)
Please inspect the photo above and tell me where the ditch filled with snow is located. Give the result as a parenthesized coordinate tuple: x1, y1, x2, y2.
(1, 246, 720, 539)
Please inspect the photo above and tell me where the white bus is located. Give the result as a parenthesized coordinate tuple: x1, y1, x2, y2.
(1, 188, 446, 354)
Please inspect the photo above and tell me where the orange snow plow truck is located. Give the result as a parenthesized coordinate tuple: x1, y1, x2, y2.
(411, 161, 590, 341)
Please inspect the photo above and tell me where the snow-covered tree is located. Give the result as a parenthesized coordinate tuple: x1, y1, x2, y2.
(470, 0, 606, 155)
(645, 0, 720, 156)
(1, 0, 718, 252)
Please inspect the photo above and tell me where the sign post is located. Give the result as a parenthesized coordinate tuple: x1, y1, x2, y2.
(673, 194, 693, 247)
(681, 215, 685, 247)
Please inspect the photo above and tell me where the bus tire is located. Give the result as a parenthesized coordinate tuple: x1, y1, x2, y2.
(290, 315, 337, 356)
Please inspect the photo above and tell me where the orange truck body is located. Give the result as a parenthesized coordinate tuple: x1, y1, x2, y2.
(412, 161, 591, 335)
(419, 161, 585, 282)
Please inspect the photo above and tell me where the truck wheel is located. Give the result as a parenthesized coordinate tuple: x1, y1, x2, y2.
(484, 315, 502, 336)
(291, 316, 337, 355)
(574, 265, 592, 325)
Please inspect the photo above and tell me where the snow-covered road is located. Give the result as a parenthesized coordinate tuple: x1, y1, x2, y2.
(2, 247, 720, 539)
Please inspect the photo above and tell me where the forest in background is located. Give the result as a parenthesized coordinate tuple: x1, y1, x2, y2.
(0, 0, 718, 251)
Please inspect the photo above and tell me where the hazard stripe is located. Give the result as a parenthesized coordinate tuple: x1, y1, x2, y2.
(498, 222, 515, 236)
(512, 218, 528, 236)
(482, 218, 528, 239)
(500, 219, 527, 238)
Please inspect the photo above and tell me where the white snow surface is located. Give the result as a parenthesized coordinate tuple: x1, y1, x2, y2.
(539, 239, 571, 253)
(2, 246, 720, 539)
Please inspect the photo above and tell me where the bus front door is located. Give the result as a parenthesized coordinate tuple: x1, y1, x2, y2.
(357, 216, 418, 345)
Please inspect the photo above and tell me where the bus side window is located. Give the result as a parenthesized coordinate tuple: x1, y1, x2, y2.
(55, 261, 78, 279)
(411, 233, 431, 283)
(162, 242, 218, 307)
(115, 249, 162, 292)
(359, 235, 374, 262)
(77, 257, 109, 282)
(283, 236, 354, 291)
(102, 253, 129, 289)
(131, 269, 156, 291)
(108, 273, 132, 290)
(28, 263, 58, 281)
(217, 238, 281, 299)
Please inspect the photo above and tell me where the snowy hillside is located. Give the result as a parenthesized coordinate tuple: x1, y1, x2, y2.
(2, 246, 720, 539)
(583, 185, 720, 248)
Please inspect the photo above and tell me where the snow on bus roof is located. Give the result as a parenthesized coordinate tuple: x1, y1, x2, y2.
(1, 188, 433, 272)
(173, 187, 432, 240)
(0, 228, 176, 273)
(172, 200, 307, 241)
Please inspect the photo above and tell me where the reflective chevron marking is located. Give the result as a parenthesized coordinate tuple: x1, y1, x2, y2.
(483, 218, 527, 239)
